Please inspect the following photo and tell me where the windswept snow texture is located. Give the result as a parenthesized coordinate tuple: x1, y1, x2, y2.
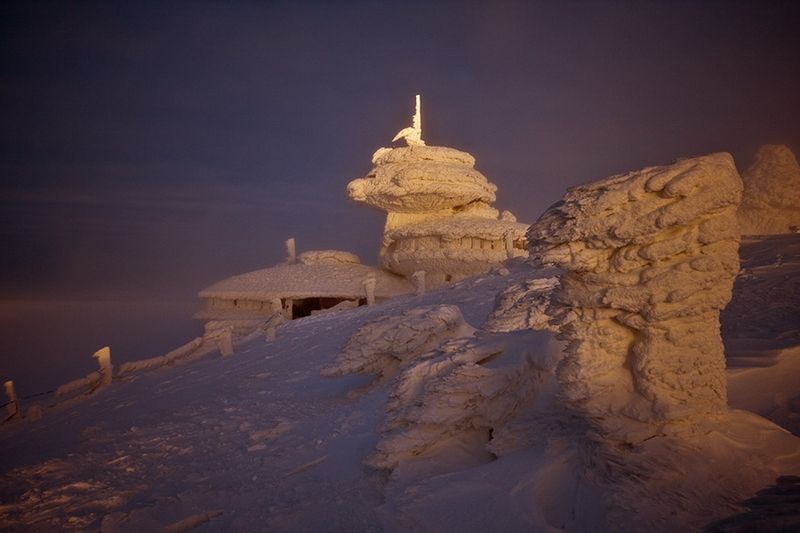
(321, 305, 476, 377)
(723, 234, 800, 436)
(738, 144, 800, 235)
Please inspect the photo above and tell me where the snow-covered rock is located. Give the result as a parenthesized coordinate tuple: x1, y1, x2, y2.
(485, 275, 560, 333)
(321, 305, 476, 377)
(528, 152, 743, 430)
(368, 330, 560, 473)
(738, 144, 800, 235)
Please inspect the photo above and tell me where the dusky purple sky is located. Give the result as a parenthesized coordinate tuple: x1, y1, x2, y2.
(2, 0, 799, 301)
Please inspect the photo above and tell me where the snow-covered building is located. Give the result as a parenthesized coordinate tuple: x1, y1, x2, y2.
(196, 250, 413, 333)
(347, 96, 530, 288)
(197, 96, 528, 331)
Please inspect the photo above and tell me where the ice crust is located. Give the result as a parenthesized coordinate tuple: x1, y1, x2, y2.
(738, 145, 800, 235)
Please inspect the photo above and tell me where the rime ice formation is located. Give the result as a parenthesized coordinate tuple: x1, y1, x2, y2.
(485, 275, 560, 333)
(391, 94, 425, 147)
(738, 144, 800, 235)
(324, 302, 561, 473)
(367, 330, 556, 472)
(322, 305, 476, 377)
(370, 154, 800, 531)
(527, 152, 743, 429)
(347, 98, 529, 288)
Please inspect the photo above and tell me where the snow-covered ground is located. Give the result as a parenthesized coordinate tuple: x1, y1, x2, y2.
(1, 236, 799, 532)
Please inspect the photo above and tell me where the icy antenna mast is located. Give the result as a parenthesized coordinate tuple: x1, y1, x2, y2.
(392, 94, 425, 146)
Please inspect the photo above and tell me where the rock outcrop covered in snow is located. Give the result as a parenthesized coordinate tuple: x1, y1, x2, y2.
(347, 144, 529, 288)
(324, 303, 561, 475)
(738, 144, 800, 235)
(527, 152, 743, 431)
(368, 330, 557, 472)
(322, 305, 475, 377)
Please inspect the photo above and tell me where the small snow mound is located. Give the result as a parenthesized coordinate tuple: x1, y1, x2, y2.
(297, 250, 361, 265)
(321, 305, 476, 377)
(738, 144, 800, 235)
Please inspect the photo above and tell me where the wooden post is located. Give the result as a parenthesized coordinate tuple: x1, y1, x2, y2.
(286, 237, 296, 263)
(93, 347, 113, 388)
(363, 277, 376, 306)
(4, 380, 19, 420)
(265, 326, 277, 342)
(217, 328, 234, 356)
(283, 299, 294, 320)
(504, 231, 515, 259)
(412, 271, 426, 295)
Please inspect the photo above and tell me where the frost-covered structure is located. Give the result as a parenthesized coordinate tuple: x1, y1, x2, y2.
(197, 250, 413, 333)
(738, 144, 800, 235)
(344, 152, 800, 531)
(347, 96, 529, 288)
(527, 152, 743, 431)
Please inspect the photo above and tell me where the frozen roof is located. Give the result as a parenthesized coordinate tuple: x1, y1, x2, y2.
(198, 257, 414, 301)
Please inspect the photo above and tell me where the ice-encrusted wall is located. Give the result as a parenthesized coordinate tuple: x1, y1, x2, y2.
(527, 152, 743, 432)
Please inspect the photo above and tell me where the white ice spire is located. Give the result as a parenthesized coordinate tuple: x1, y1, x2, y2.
(392, 94, 425, 146)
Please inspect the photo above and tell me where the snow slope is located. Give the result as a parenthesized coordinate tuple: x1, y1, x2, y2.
(1, 247, 799, 530)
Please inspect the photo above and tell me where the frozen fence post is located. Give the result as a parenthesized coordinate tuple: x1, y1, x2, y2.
(216, 328, 234, 356)
(93, 346, 113, 388)
(504, 231, 515, 259)
(363, 276, 377, 306)
(286, 237, 296, 263)
(412, 270, 426, 295)
(4, 380, 20, 420)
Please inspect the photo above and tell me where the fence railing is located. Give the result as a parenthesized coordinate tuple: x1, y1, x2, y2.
(2, 317, 283, 426)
